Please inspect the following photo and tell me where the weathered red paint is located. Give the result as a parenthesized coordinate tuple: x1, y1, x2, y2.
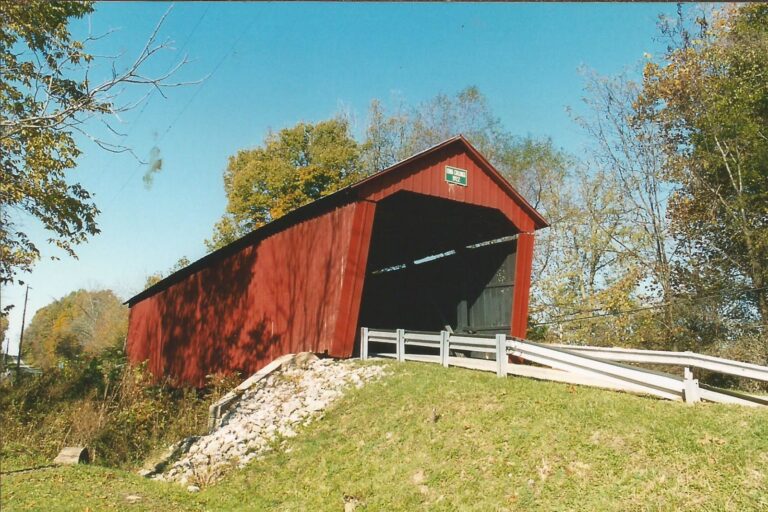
(330, 200, 377, 355)
(511, 232, 535, 338)
(127, 203, 359, 385)
(126, 136, 547, 386)
(357, 145, 537, 233)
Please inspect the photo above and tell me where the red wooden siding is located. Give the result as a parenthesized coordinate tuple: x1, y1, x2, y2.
(355, 143, 538, 338)
(127, 203, 358, 386)
(511, 233, 535, 338)
(126, 136, 546, 386)
(358, 145, 536, 233)
(331, 200, 377, 355)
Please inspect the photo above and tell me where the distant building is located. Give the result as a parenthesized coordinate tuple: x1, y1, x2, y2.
(1, 356, 42, 380)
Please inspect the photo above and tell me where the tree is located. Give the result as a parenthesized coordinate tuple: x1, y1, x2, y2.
(0, 314, 8, 350)
(636, 4, 768, 326)
(530, 166, 650, 346)
(1, 2, 190, 284)
(23, 289, 128, 368)
(576, 72, 674, 298)
(206, 119, 363, 250)
(565, 70, 683, 347)
(363, 89, 590, 337)
(144, 256, 191, 289)
(362, 86, 520, 174)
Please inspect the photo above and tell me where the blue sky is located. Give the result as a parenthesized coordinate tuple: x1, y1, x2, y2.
(3, 2, 681, 354)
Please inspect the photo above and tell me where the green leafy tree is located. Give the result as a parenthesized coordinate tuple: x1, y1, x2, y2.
(1, 2, 190, 284)
(557, 69, 687, 348)
(23, 289, 128, 368)
(209, 88, 576, 340)
(0, 314, 8, 351)
(144, 256, 191, 289)
(637, 4, 768, 325)
(532, 167, 648, 346)
(206, 119, 363, 250)
(363, 88, 582, 338)
(363, 87, 521, 173)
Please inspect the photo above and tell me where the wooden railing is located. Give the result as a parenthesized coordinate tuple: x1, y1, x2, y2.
(547, 344, 768, 382)
(362, 328, 509, 376)
(360, 327, 768, 407)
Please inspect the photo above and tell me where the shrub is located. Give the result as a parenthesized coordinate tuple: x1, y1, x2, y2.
(0, 348, 235, 469)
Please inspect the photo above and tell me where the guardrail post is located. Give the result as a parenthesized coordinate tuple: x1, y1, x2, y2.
(360, 327, 369, 360)
(683, 367, 701, 404)
(396, 329, 405, 362)
(440, 331, 449, 368)
(495, 334, 507, 377)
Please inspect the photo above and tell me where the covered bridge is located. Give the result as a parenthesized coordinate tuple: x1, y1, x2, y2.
(126, 136, 548, 386)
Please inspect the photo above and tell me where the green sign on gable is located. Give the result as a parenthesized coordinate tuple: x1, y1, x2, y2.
(445, 166, 468, 186)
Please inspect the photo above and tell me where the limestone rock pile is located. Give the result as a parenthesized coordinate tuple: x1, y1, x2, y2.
(155, 359, 386, 485)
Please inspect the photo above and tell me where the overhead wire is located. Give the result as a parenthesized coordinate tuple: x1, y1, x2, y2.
(156, 14, 259, 144)
(117, 2, 210, 146)
(107, 4, 222, 206)
(531, 285, 768, 327)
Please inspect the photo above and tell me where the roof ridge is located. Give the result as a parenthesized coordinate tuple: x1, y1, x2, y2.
(126, 135, 546, 306)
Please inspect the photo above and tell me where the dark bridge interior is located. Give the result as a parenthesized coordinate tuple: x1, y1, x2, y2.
(358, 192, 519, 344)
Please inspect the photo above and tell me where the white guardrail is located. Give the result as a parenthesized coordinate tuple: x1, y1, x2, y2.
(547, 344, 768, 382)
(360, 327, 768, 407)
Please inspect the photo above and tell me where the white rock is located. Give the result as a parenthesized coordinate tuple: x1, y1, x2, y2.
(158, 359, 386, 486)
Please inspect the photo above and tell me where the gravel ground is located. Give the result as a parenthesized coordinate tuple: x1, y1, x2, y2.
(154, 358, 386, 487)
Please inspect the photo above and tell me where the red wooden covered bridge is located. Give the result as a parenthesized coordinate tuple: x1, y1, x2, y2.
(126, 136, 548, 386)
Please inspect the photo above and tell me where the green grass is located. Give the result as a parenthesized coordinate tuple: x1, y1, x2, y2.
(1, 442, 51, 473)
(5, 360, 768, 511)
(1, 465, 205, 511)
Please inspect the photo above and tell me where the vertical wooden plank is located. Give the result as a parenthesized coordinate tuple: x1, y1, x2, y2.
(440, 330, 449, 367)
(396, 329, 405, 362)
(683, 367, 701, 403)
(361, 327, 369, 360)
(496, 334, 507, 377)
(331, 201, 377, 356)
(457, 151, 467, 202)
(457, 299, 468, 330)
(431, 153, 440, 196)
(511, 233, 535, 339)
(477, 152, 487, 205)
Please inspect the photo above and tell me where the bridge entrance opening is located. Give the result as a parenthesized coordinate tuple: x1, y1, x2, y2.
(357, 191, 519, 350)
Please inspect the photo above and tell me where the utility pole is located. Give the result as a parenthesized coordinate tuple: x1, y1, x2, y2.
(16, 284, 30, 382)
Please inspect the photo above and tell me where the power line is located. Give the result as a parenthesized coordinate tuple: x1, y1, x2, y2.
(106, 4, 215, 205)
(536, 283, 768, 320)
(174, 5, 211, 58)
(531, 285, 768, 327)
(156, 15, 258, 145)
(116, 2, 210, 145)
(107, 12, 255, 207)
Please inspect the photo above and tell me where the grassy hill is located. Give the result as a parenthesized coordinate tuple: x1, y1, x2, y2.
(5, 360, 768, 511)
